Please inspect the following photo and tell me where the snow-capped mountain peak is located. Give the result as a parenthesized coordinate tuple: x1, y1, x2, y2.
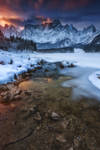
(83, 25, 96, 33)
(0, 20, 100, 50)
(21, 20, 99, 48)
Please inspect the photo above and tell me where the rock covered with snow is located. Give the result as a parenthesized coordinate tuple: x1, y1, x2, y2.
(0, 50, 40, 84)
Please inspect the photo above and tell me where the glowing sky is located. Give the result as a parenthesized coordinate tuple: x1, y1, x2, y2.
(0, 0, 100, 27)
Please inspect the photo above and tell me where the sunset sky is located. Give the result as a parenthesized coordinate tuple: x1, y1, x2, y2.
(0, 0, 100, 27)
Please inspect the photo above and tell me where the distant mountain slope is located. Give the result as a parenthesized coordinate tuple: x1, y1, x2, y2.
(20, 20, 100, 50)
(0, 30, 36, 51)
(0, 20, 100, 51)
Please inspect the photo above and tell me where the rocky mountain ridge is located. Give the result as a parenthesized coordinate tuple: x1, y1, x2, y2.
(0, 20, 100, 51)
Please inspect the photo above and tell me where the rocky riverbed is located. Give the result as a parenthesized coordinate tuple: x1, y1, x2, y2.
(0, 73, 100, 150)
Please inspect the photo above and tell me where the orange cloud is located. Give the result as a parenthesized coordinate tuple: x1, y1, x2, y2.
(0, 0, 94, 27)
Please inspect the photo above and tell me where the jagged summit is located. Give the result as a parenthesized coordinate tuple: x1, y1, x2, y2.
(0, 20, 99, 50)
(0, 24, 20, 38)
(64, 24, 78, 33)
(21, 20, 98, 47)
(83, 25, 96, 33)
(48, 19, 62, 28)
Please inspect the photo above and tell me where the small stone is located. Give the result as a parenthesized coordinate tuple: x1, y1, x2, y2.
(29, 106, 37, 114)
(3, 94, 10, 102)
(24, 91, 31, 96)
(74, 137, 80, 148)
(61, 120, 69, 129)
(36, 126, 41, 130)
(59, 63, 65, 69)
(0, 86, 8, 92)
(68, 147, 73, 150)
(15, 89, 21, 96)
(51, 112, 60, 121)
(38, 60, 47, 65)
(14, 95, 22, 100)
(35, 66, 42, 70)
(33, 112, 42, 121)
(30, 64, 34, 67)
(45, 68, 49, 72)
(1, 91, 8, 97)
(14, 74, 17, 80)
(10, 103, 16, 111)
(10, 103, 16, 108)
(56, 134, 66, 143)
(18, 65, 22, 68)
(9, 59, 13, 64)
(0, 61, 5, 65)
(68, 63, 75, 68)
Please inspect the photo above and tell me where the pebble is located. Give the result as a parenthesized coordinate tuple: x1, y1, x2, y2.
(51, 112, 60, 121)
(56, 134, 66, 143)
(33, 112, 42, 121)
(68, 147, 73, 150)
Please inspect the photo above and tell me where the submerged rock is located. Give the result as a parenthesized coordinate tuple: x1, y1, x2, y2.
(51, 112, 60, 121)
(33, 112, 42, 121)
(67, 63, 76, 68)
(0, 61, 5, 65)
(56, 134, 67, 143)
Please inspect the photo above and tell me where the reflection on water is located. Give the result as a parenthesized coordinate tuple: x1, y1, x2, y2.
(19, 78, 53, 91)
(47, 78, 53, 83)
(19, 77, 72, 102)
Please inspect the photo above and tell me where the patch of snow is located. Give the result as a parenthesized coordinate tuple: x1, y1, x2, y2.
(36, 52, 100, 68)
(89, 71, 100, 89)
(74, 48, 85, 54)
(0, 50, 100, 85)
(0, 50, 40, 84)
(0, 54, 11, 64)
(61, 67, 100, 100)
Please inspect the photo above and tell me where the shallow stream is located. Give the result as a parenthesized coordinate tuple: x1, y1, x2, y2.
(0, 75, 100, 150)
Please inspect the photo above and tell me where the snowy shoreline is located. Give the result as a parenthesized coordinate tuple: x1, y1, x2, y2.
(89, 71, 100, 89)
(0, 50, 100, 92)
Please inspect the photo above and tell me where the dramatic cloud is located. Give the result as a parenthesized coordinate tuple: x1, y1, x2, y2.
(0, 17, 25, 26)
(0, 0, 99, 27)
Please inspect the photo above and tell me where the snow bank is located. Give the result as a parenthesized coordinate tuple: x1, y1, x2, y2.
(36, 52, 100, 68)
(89, 71, 100, 89)
(0, 50, 100, 85)
(0, 50, 40, 84)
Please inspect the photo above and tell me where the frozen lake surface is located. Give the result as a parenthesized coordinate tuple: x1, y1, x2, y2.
(61, 67, 100, 100)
